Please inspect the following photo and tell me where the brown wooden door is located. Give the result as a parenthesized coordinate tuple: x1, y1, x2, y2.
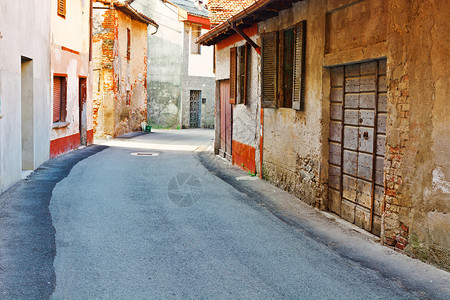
(79, 78, 87, 145)
(328, 59, 387, 236)
(219, 80, 232, 158)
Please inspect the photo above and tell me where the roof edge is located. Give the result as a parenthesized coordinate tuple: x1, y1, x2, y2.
(197, 0, 273, 45)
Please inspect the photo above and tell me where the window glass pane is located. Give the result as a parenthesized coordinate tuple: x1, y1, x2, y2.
(283, 29, 294, 108)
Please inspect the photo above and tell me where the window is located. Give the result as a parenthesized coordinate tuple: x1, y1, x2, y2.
(53, 76, 67, 123)
(127, 28, 131, 60)
(261, 21, 306, 110)
(230, 43, 250, 105)
(57, 0, 66, 18)
(191, 25, 201, 54)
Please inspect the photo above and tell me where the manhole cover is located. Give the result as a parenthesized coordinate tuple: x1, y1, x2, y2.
(130, 152, 159, 156)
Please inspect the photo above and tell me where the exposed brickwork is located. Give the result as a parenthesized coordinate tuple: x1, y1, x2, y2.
(92, 6, 148, 137)
(384, 63, 412, 251)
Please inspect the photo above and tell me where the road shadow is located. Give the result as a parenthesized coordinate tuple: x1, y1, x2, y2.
(0, 145, 107, 298)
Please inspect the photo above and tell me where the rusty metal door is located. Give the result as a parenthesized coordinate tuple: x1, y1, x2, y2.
(219, 80, 232, 158)
(79, 78, 87, 145)
(328, 59, 387, 236)
(189, 90, 201, 128)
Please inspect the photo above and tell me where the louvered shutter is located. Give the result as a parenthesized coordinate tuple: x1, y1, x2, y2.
(243, 43, 249, 105)
(292, 21, 306, 111)
(58, 0, 66, 17)
(229, 47, 237, 104)
(261, 32, 278, 108)
(61, 77, 67, 122)
(53, 77, 61, 122)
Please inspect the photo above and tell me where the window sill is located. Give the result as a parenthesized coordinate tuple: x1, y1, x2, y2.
(52, 122, 70, 129)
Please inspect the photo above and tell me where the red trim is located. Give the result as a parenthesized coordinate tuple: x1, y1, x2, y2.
(217, 24, 258, 51)
(187, 14, 211, 30)
(260, 108, 264, 179)
(61, 46, 80, 55)
(232, 140, 256, 174)
(87, 129, 94, 145)
(50, 133, 80, 158)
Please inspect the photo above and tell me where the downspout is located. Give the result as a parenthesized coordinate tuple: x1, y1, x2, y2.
(230, 22, 261, 54)
(89, 0, 93, 61)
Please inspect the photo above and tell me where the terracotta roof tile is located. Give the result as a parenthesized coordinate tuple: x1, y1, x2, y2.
(208, 0, 255, 26)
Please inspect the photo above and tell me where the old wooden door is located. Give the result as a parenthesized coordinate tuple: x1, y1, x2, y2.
(219, 80, 232, 159)
(189, 90, 201, 128)
(79, 78, 87, 145)
(328, 59, 387, 236)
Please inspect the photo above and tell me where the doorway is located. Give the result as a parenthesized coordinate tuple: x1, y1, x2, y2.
(189, 90, 201, 128)
(328, 59, 387, 236)
(219, 80, 232, 160)
(79, 77, 87, 145)
(21, 57, 34, 170)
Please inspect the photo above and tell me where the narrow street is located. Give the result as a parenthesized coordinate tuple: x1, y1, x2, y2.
(0, 129, 448, 299)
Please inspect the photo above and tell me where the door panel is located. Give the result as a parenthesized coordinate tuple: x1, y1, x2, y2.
(189, 90, 201, 128)
(328, 59, 387, 236)
(219, 80, 232, 158)
(79, 78, 87, 145)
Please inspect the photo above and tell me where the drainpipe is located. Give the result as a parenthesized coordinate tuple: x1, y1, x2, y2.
(89, 0, 93, 61)
(230, 22, 261, 54)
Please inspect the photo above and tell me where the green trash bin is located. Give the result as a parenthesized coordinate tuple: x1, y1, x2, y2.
(145, 125, 152, 132)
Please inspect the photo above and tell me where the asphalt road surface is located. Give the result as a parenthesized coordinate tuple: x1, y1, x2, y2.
(0, 129, 448, 299)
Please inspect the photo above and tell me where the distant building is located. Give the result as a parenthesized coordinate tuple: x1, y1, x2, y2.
(134, 0, 215, 129)
(0, 0, 52, 192)
(50, 0, 94, 157)
(92, 0, 158, 138)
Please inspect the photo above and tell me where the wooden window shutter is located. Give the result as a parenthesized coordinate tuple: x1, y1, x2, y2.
(229, 47, 237, 104)
(261, 32, 278, 108)
(61, 77, 67, 122)
(127, 28, 131, 60)
(243, 43, 250, 105)
(292, 21, 306, 111)
(53, 77, 61, 122)
(58, 0, 66, 17)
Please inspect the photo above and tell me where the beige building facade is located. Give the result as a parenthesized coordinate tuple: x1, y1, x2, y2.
(50, 0, 94, 157)
(199, 0, 450, 270)
(92, 0, 157, 138)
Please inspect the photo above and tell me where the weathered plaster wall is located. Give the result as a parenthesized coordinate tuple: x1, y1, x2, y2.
(51, 0, 91, 148)
(93, 7, 118, 137)
(114, 14, 148, 137)
(0, 0, 51, 192)
(383, 0, 450, 270)
(93, 6, 148, 138)
(260, 0, 327, 207)
(134, 0, 183, 128)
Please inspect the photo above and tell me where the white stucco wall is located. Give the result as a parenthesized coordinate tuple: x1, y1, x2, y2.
(188, 27, 214, 77)
(0, 0, 51, 192)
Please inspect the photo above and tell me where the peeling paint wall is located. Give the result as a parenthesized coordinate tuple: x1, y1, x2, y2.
(0, 0, 51, 192)
(93, 5, 148, 138)
(383, 0, 450, 270)
(260, 0, 327, 208)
